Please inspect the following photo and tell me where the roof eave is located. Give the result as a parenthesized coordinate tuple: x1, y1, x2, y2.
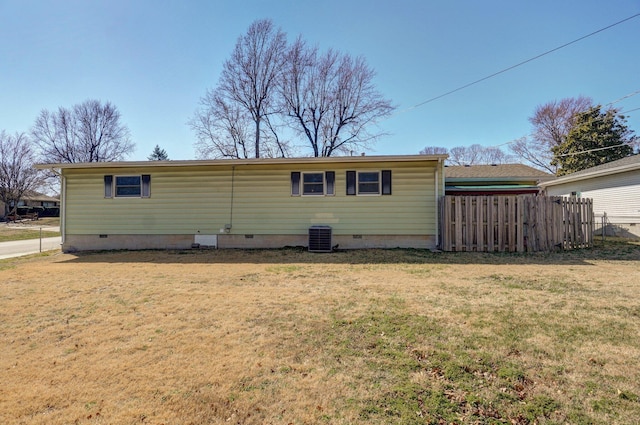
(446, 177, 543, 183)
(34, 154, 449, 170)
(540, 163, 640, 187)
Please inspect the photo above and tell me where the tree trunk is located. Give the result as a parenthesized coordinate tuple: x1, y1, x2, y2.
(255, 118, 260, 158)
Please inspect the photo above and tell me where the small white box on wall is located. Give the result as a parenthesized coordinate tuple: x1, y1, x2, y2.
(194, 234, 218, 248)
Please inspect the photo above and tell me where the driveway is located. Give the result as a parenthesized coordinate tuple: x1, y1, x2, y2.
(0, 236, 62, 260)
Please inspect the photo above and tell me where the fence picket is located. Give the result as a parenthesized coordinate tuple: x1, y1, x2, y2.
(487, 197, 495, 252)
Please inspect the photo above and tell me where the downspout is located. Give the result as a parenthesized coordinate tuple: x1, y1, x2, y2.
(48, 167, 65, 247)
(228, 165, 235, 232)
(61, 173, 66, 246)
(434, 159, 440, 250)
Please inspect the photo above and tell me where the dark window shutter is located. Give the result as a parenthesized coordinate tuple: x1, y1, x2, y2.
(325, 171, 335, 195)
(382, 170, 392, 195)
(104, 175, 113, 198)
(142, 174, 151, 197)
(291, 172, 301, 196)
(346, 171, 356, 195)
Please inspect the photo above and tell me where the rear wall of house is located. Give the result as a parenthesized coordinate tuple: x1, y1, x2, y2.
(61, 160, 440, 251)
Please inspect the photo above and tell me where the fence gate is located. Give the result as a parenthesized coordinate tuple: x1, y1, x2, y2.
(440, 195, 594, 252)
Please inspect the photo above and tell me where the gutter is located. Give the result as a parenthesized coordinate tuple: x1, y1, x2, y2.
(60, 174, 66, 246)
(34, 154, 450, 170)
(435, 158, 441, 249)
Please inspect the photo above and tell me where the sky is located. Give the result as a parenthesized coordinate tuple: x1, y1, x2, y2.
(1, 0, 639, 161)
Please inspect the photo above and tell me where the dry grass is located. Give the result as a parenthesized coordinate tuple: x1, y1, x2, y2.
(1, 240, 639, 424)
(0, 218, 60, 242)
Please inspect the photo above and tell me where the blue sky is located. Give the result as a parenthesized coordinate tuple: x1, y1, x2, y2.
(1, 0, 639, 161)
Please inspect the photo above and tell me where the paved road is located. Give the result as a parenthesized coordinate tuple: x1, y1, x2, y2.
(0, 236, 62, 260)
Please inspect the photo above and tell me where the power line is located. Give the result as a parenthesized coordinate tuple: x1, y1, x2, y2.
(607, 89, 640, 106)
(402, 13, 640, 112)
(493, 101, 640, 149)
(556, 143, 634, 157)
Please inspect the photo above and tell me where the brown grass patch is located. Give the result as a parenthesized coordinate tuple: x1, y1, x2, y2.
(1, 242, 639, 424)
(0, 218, 60, 242)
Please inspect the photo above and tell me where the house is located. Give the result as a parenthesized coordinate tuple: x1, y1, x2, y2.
(22, 191, 60, 208)
(36, 155, 447, 252)
(1, 190, 60, 219)
(444, 163, 554, 195)
(539, 154, 640, 239)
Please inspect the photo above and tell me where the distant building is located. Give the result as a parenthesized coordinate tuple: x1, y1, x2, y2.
(445, 164, 554, 196)
(540, 155, 640, 239)
(1, 190, 60, 218)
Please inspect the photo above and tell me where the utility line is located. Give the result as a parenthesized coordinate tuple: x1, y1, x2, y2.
(492, 100, 640, 149)
(402, 13, 640, 113)
(606, 89, 640, 106)
(556, 143, 634, 157)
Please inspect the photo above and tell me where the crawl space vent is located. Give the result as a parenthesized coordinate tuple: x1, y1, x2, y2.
(308, 225, 332, 252)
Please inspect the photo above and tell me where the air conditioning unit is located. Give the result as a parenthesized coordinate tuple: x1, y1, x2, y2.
(308, 225, 332, 252)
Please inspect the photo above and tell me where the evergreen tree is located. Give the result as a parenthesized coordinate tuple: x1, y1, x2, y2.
(551, 106, 636, 175)
(148, 145, 169, 161)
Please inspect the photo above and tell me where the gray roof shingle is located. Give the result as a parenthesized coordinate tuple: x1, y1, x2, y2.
(444, 164, 553, 179)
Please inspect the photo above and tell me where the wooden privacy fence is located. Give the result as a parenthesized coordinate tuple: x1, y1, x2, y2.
(440, 195, 594, 252)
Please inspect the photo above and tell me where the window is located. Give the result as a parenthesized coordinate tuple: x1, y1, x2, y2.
(358, 172, 380, 194)
(116, 176, 142, 197)
(104, 174, 151, 198)
(303, 173, 324, 195)
(346, 170, 392, 195)
(291, 171, 335, 196)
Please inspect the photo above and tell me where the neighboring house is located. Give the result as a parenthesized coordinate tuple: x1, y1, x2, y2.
(36, 155, 447, 252)
(21, 191, 61, 208)
(444, 164, 554, 195)
(1, 190, 60, 218)
(539, 154, 640, 239)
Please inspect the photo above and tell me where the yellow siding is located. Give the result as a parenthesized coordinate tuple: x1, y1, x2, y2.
(63, 160, 439, 236)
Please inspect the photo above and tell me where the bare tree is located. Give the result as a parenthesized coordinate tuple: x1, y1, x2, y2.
(0, 131, 43, 217)
(191, 88, 294, 159)
(481, 146, 515, 164)
(31, 99, 134, 163)
(217, 19, 287, 158)
(193, 21, 395, 158)
(437, 144, 514, 165)
(191, 89, 253, 159)
(510, 96, 592, 172)
(448, 144, 484, 165)
(419, 146, 449, 155)
(280, 38, 395, 157)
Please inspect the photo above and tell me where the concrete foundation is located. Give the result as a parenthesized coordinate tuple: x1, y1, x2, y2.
(62, 233, 436, 252)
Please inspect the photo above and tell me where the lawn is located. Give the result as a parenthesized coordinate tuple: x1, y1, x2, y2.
(0, 218, 60, 242)
(1, 240, 639, 424)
